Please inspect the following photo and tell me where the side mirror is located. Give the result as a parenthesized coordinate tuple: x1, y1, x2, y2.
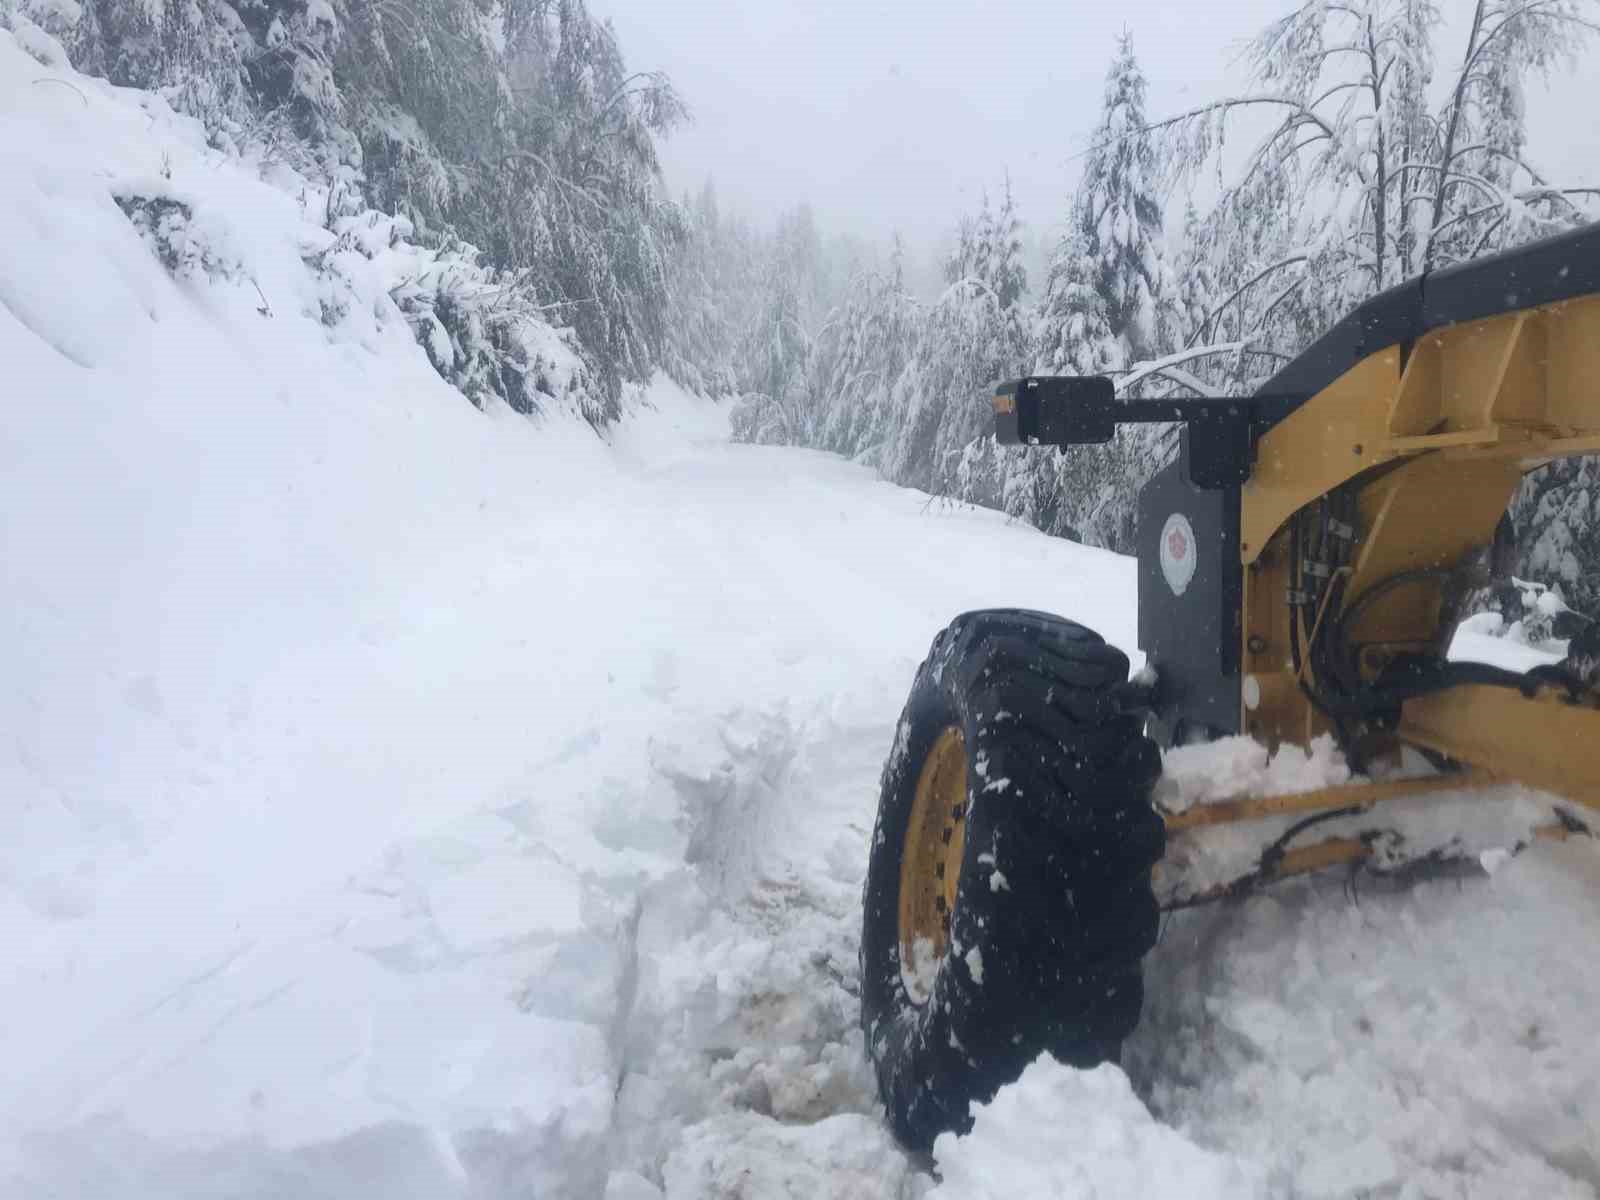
(993, 376, 1116, 446)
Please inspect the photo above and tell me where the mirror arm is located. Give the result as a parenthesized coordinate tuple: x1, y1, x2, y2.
(993, 377, 1309, 491)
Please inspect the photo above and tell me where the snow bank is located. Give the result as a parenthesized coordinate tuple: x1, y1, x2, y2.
(1129, 840, 1600, 1195)
(929, 1058, 1262, 1199)
(1, 28, 1140, 1196)
(0, 25, 632, 1194)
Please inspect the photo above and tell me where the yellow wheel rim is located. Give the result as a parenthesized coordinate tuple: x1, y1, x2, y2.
(897, 726, 968, 1005)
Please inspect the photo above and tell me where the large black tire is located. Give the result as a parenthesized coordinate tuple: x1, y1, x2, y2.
(860, 609, 1164, 1152)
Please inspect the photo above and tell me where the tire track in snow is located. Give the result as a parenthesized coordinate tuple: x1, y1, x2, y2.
(601, 702, 921, 1198)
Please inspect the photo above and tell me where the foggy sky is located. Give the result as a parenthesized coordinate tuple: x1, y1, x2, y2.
(591, 1, 1600, 251)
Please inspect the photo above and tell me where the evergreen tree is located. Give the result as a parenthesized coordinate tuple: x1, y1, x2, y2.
(886, 185, 1030, 495)
(665, 180, 739, 399)
(1036, 225, 1119, 379)
(811, 239, 919, 463)
(989, 176, 1029, 312)
(729, 205, 827, 443)
(1076, 32, 1168, 362)
(1036, 33, 1169, 381)
(1025, 34, 1173, 552)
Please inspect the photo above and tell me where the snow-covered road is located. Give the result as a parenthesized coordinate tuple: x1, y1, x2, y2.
(10, 383, 1599, 1199)
(1, 363, 1136, 1197)
(5, 30, 1599, 1197)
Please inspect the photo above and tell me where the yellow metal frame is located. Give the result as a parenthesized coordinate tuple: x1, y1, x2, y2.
(1234, 293, 1600, 817)
(1170, 291, 1600, 893)
(1241, 294, 1600, 564)
(1162, 770, 1497, 833)
(1400, 685, 1600, 814)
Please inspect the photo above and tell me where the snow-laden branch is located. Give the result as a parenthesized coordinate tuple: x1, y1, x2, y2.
(1066, 94, 1337, 168)
(1114, 342, 1247, 396)
(935, 275, 1002, 307)
(590, 72, 678, 127)
(1256, 275, 1308, 331)
(496, 151, 606, 213)
(1465, 0, 1600, 78)
(1134, 365, 1228, 398)
(1470, 212, 1510, 258)
(1188, 255, 1310, 348)
(1309, 79, 1370, 109)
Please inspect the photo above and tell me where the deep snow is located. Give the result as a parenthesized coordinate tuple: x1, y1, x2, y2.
(4, 25, 1599, 1200)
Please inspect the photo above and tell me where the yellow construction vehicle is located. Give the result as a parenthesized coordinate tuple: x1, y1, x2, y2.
(859, 222, 1600, 1150)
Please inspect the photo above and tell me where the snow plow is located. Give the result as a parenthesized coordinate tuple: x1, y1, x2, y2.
(860, 222, 1600, 1150)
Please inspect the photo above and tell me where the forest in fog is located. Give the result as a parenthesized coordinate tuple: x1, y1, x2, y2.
(9, 0, 1597, 607)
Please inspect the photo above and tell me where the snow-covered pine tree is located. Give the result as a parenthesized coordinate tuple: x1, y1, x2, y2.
(58, 0, 249, 129)
(987, 174, 1029, 313)
(1026, 33, 1174, 552)
(664, 180, 740, 399)
(929, 182, 1030, 492)
(1036, 226, 1120, 380)
(729, 205, 826, 444)
(811, 237, 920, 465)
(482, 1, 691, 418)
(1077, 32, 1169, 364)
(1512, 460, 1600, 613)
(883, 186, 1030, 496)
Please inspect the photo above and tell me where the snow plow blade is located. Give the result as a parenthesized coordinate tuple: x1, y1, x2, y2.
(1154, 764, 1592, 911)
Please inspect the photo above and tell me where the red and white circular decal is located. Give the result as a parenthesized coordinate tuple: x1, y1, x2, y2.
(1159, 512, 1197, 596)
